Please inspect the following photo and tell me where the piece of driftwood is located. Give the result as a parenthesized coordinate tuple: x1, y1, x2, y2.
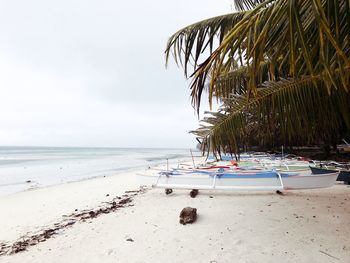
(179, 207, 197, 225)
(190, 189, 199, 198)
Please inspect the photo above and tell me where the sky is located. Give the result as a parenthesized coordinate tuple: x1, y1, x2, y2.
(0, 0, 233, 148)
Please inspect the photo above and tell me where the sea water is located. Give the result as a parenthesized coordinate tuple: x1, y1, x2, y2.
(0, 146, 195, 196)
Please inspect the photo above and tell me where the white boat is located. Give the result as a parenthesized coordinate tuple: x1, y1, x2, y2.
(138, 168, 338, 191)
(259, 159, 311, 172)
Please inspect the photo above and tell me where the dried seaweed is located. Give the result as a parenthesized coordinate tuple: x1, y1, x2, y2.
(0, 186, 146, 256)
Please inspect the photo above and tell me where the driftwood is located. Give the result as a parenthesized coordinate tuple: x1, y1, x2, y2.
(179, 207, 197, 225)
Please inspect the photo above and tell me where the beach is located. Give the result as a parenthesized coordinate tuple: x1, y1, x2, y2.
(0, 166, 349, 263)
(2, 0, 350, 262)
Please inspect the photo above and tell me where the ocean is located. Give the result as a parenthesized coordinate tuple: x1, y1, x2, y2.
(0, 146, 196, 196)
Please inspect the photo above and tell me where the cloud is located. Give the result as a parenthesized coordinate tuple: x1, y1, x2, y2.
(0, 0, 231, 147)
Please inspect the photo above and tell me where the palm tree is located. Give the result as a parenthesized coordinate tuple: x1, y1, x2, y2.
(165, 0, 350, 157)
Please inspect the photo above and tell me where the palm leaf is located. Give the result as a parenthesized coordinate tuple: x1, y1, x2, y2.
(193, 74, 350, 154)
(166, 0, 350, 110)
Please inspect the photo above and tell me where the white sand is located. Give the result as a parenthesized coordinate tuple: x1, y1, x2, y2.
(0, 169, 349, 263)
(0, 171, 140, 242)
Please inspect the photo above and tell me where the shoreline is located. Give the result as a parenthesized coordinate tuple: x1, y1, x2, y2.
(0, 166, 144, 198)
(0, 168, 144, 243)
(0, 146, 198, 197)
(0, 159, 197, 241)
(0, 157, 195, 198)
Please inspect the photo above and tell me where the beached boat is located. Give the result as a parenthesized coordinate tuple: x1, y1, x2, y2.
(309, 166, 350, 184)
(212, 159, 311, 172)
(208, 152, 313, 172)
(259, 160, 311, 172)
(139, 168, 339, 191)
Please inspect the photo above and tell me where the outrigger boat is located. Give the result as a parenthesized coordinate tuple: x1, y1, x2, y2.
(247, 159, 311, 172)
(310, 165, 350, 184)
(209, 153, 312, 172)
(139, 168, 339, 191)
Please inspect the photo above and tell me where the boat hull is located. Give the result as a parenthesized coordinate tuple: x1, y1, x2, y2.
(139, 170, 339, 191)
(310, 166, 350, 184)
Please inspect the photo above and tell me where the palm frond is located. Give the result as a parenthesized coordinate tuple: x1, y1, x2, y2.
(233, 0, 275, 11)
(167, 0, 350, 156)
(193, 74, 350, 154)
(166, 0, 350, 110)
(165, 12, 246, 77)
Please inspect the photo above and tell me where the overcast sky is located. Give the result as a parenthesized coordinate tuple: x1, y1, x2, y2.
(0, 0, 232, 148)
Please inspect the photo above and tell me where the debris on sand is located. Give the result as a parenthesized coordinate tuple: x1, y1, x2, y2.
(190, 189, 199, 198)
(319, 250, 340, 260)
(165, 189, 173, 195)
(0, 187, 147, 256)
(179, 207, 197, 225)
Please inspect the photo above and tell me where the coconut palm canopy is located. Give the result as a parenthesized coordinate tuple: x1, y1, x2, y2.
(165, 0, 350, 157)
